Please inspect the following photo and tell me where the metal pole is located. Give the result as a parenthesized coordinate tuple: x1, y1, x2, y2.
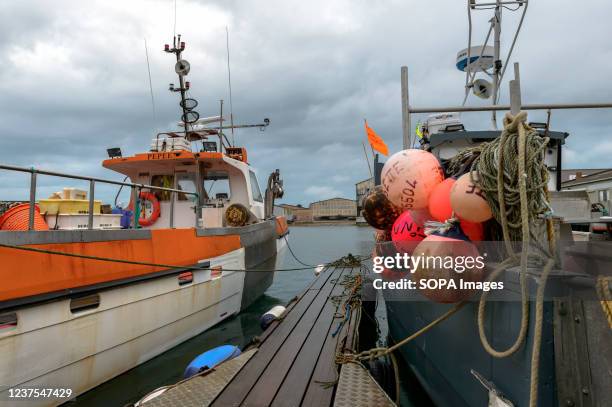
(131, 186, 138, 229)
(219, 100, 224, 153)
(401, 66, 410, 149)
(28, 172, 37, 230)
(509, 63, 522, 115)
(170, 176, 176, 229)
(408, 102, 612, 114)
(87, 180, 95, 230)
(491, 1, 501, 129)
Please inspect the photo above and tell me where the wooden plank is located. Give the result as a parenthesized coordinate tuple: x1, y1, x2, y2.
(302, 270, 358, 406)
(343, 295, 360, 352)
(308, 266, 337, 290)
(241, 267, 347, 406)
(210, 267, 341, 406)
(270, 268, 350, 407)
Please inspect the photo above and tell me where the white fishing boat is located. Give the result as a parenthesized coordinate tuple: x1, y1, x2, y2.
(0, 35, 288, 406)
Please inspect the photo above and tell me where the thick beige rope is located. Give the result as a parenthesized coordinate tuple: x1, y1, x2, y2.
(473, 111, 555, 407)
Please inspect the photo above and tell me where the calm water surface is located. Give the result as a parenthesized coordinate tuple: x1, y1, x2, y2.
(71, 225, 376, 406)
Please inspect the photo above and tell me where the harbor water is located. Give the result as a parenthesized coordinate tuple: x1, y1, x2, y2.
(71, 225, 388, 406)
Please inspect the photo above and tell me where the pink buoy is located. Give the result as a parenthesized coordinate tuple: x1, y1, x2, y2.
(450, 172, 493, 223)
(381, 149, 444, 211)
(413, 232, 485, 303)
(391, 209, 429, 243)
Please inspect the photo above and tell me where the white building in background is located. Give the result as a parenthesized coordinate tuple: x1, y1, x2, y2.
(311, 198, 357, 220)
(562, 169, 612, 214)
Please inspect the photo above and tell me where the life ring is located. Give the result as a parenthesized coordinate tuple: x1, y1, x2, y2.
(128, 192, 161, 227)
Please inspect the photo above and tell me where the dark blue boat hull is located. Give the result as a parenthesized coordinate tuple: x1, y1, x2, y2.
(384, 293, 557, 407)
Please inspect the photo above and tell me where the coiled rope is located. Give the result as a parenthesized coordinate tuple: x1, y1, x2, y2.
(466, 111, 556, 407)
(327, 112, 557, 406)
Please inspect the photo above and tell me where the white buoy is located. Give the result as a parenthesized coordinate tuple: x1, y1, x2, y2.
(314, 264, 325, 276)
(260, 305, 286, 330)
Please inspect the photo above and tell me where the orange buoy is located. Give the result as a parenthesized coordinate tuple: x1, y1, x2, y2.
(459, 218, 485, 241)
(449, 172, 492, 223)
(0, 203, 49, 231)
(381, 149, 444, 211)
(412, 231, 484, 303)
(428, 178, 455, 222)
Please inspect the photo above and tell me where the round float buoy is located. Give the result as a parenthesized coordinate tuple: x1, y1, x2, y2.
(391, 210, 428, 242)
(128, 192, 161, 227)
(412, 228, 485, 303)
(381, 149, 444, 211)
(459, 218, 485, 241)
(428, 178, 455, 222)
(260, 305, 286, 330)
(183, 345, 241, 379)
(450, 172, 492, 223)
(362, 186, 400, 230)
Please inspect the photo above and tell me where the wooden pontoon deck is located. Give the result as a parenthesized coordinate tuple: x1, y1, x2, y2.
(142, 265, 395, 407)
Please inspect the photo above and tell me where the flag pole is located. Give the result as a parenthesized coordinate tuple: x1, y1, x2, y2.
(364, 118, 376, 159)
(361, 141, 373, 178)
(362, 119, 373, 177)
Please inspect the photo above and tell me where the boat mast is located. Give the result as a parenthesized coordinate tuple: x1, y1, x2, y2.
(165, 35, 199, 139)
(490, 2, 501, 129)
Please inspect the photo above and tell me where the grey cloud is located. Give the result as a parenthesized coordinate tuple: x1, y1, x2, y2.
(0, 0, 611, 205)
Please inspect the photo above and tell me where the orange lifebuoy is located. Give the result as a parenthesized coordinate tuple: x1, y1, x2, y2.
(128, 192, 161, 227)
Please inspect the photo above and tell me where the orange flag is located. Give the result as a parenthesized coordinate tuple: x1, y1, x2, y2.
(364, 121, 389, 156)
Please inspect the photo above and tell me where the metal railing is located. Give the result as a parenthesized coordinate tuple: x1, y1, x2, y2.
(0, 164, 199, 231)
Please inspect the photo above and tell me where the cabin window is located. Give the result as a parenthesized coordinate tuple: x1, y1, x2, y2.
(249, 171, 263, 202)
(203, 170, 231, 200)
(70, 294, 100, 313)
(150, 175, 175, 201)
(176, 173, 196, 201)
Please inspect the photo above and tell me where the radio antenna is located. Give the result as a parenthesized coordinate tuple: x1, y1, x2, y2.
(173, 0, 177, 37)
(144, 39, 157, 133)
(226, 26, 235, 146)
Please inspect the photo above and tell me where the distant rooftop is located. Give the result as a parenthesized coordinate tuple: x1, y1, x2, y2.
(562, 168, 612, 187)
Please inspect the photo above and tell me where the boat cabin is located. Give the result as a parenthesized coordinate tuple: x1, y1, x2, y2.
(103, 132, 264, 229)
(421, 113, 569, 192)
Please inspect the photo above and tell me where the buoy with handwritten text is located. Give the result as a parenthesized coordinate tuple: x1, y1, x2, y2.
(381, 149, 444, 211)
(449, 172, 492, 223)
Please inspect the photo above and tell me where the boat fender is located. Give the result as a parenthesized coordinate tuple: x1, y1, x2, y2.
(183, 345, 241, 379)
(128, 192, 161, 227)
(260, 305, 286, 330)
(111, 206, 133, 229)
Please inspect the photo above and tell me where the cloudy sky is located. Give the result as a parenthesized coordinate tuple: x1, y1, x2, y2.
(0, 0, 611, 205)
